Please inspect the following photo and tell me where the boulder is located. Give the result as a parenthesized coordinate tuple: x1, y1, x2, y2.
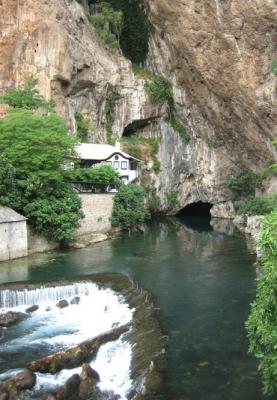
(25, 305, 39, 313)
(28, 323, 131, 373)
(70, 296, 80, 305)
(80, 363, 100, 382)
(0, 311, 28, 327)
(0, 369, 36, 399)
(56, 300, 69, 309)
(54, 374, 80, 400)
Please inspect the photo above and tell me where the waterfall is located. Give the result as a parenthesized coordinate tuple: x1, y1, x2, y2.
(0, 282, 105, 309)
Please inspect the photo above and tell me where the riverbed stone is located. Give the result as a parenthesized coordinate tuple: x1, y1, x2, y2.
(25, 305, 39, 313)
(56, 300, 69, 309)
(54, 374, 80, 400)
(0, 311, 28, 327)
(70, 296, 80, 305)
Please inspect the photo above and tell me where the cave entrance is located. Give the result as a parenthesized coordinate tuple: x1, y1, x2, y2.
(177, 202, 213, 217)
(177, 202, 213, 232)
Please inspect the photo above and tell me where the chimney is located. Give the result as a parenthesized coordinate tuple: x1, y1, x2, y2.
(115, 140, 121, 150)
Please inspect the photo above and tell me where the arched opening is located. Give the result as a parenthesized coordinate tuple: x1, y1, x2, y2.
(177, 202, 213, 232)
(178, 202, 212, 217)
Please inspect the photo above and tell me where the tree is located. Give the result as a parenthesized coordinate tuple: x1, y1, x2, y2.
(0, 109, 77, 185)
(111, 184, 150, 230)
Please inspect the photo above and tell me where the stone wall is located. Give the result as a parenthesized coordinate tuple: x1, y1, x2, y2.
(0, 221, 28, 261)
(77, 194, 115, 236)
(27, 225, 58, 255)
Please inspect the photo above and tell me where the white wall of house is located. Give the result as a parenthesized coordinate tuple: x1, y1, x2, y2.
(103, 154, 138, 183)
(0, 221, 28, 262)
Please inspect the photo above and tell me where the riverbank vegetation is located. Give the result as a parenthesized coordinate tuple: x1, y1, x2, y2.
(246, 210, 277, 395)
(111, 184, 150, 230)
(0, 80, 84, 242)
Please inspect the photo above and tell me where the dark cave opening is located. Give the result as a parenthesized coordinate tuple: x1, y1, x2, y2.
(177, 202, 213, 232)
(177, 202, 213, 217)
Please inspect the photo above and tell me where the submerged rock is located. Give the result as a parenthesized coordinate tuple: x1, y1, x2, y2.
(0, 311, 28, 327)
(25, 305, 39, 313)
(56, 300, 69, 309)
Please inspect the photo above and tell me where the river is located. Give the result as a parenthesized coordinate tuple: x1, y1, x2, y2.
(0, 216, 269, 399)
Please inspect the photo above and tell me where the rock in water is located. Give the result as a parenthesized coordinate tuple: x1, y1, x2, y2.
(54, 374, 80, 400)
(80, 363, 100, 382)
(56, 300, 69, 309)
(0, 311, 28, 327)
(25, 304, 39, 313)
(70, 296, 80, 305)
(0, 369, 36, 399)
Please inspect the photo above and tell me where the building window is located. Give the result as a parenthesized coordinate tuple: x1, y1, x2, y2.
(121, 161, 127, 170)
(115, 155, 119, 160)
(106, 161, 112, 166)
(114, 161, 119, 170)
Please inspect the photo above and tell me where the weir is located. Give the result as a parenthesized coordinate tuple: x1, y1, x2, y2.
(0, 282, 103, 309)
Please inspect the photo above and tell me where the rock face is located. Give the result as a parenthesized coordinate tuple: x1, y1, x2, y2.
(0, 311, 28, 327)
(0, 0, 276, 213)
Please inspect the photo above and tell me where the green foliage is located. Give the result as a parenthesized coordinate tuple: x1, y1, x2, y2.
(271, 59, 277, 76)
(147, 192, 162, 216)
(0, 109, 77, 184)
(23, 184, 83, 243)
(66, 164, 120, 185)
(121, 135, 160, 172)
(166, 191, 178, 208)
(0, 80, 83, 243)
(145, 75, 174, 109)
(101, 0, 151, 64)
(0, 76, 55, 111)
(236, 193, 277, 216)
(89, 2, 123, 51)
(111, 184, 150, 229)
(75, 112, 90, 141)
(246, 210, 277, 395)
(0, 155, 22, 210)
(132, 64, 154, 80)
(225, 169, 263, 200)
(167, 115, 191, 143)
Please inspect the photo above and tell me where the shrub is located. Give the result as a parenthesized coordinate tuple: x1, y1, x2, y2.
(111, 184, 150, 229)
(23, 184, 83, 243)
(66, 164, 120, 186)
(75, 112, 90, 141)
(236, 194, 277, 216)
(246, 210, 277, 395)
(167, 115, 191, 143)
(225, 169, 263, 200)
(145, 75, 174, 109)
(147, 192, 162, 216)
(0, 155, 22, 210)
(0, 76, 54, 111)
(166, 191, 178, 208)
(89, 2, 123, 51)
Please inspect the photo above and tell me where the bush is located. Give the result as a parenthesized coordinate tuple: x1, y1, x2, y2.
(225, 169, 263, 200)
(0, 155, 22, 210)
(66, 164, 120, 185)
(166, 191, 178, 208)
(75, 112, 90, 141)
(89, 2, 123, 51)
(23, 184, 83, 243)
(167, 115, 191, 143)
(145, 75, 174, 109)
(271, 59, 277, 76)
(246, 210, 277, 395)
(236, 194, 277, 216)
(0, 76, 54, 111)
(111, 184, 150, 229)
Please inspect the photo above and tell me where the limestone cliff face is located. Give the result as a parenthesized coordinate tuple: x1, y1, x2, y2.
(0, 0, 158, 141)
(0, 0, 276, 214)
(143, 0, 277, 212)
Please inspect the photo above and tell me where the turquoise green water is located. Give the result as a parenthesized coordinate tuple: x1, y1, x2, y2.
(0, 217, 269, 399)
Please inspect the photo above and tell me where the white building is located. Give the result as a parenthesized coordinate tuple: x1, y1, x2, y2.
(75, 142, 139, 184)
